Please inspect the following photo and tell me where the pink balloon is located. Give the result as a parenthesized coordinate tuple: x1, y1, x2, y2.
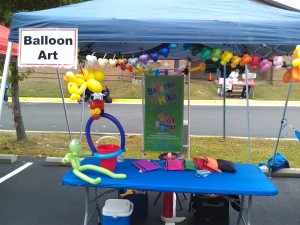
(273, 56, 283, 69)
(259, 59, 272, 73)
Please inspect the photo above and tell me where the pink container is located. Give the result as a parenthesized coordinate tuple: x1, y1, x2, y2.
(96, 144, 120, 172)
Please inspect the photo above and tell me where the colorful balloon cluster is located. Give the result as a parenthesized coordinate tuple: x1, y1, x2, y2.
(64, 68, 105, 100)
(283, 45, 300, 83)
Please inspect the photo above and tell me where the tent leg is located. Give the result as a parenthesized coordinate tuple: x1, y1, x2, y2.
(268, 81, 293, 177)
(223, 65, 227, 139)
(245, 65, 251, 163)
(0, 41, 13, 121)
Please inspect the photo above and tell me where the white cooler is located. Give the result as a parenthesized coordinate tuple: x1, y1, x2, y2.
(102, 199, 134, 225)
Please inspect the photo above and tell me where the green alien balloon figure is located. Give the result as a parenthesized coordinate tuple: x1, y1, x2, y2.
(62, 139, 126, 185)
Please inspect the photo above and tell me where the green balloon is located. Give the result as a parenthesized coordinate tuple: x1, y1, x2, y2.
(69, 139, 82, 153)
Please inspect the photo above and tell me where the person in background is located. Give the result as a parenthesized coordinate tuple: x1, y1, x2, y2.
(226, 69, 239, 98)
(4, 81, 10, 102)
(240, 69, 251, 99)
(102, 85, 112, 103)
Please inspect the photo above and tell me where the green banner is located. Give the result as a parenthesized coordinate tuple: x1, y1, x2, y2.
(144, 75, 184, 152)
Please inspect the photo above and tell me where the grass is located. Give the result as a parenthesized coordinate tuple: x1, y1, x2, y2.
(2, 75, 300, 167)
(1, 132, 299, 167)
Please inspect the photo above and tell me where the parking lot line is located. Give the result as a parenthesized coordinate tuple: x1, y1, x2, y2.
(0, 162, 33, 184)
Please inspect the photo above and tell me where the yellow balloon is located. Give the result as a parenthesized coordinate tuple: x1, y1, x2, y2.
(74, 74, 85, 86)
(65, 71, 76, 82)
(68, 82, 79, 94)
(77, 82, 87, 95)
(94, 70, 105, 82)
(88, 69, 95, 79)
(70, 93, 80, 101)
(87, 79, 102, 93)
(81, 68, 89, 80)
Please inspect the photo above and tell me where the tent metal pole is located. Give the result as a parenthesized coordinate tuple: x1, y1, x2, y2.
(268, 80, 293, 177)
(223, 64, 226, 139)
(56, 67, 72, 141)
(187, 60, 191, 160)
(0, 41, 13, 121)
(142, 73, 145, 158)
(245, 65, 252, 163)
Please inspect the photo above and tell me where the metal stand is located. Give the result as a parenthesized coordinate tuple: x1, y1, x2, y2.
(269, 81, 293, 177)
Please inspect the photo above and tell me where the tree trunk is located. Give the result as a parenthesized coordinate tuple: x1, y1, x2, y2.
(11, 64, 27, 140)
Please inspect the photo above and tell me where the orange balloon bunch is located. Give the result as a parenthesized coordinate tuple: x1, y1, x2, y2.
(239, 54, 252, 66)
(283, 45, 300, 83)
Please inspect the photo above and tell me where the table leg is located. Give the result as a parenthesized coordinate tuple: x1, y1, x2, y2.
(161, 193, 185, 225)
(84, 187, 89, 225)
(247, 196, 252, 225)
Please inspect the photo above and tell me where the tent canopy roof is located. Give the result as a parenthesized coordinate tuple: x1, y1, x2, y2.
(8, 0, 300, 59)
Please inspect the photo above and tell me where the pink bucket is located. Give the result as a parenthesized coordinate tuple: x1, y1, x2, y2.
(96, 144, 120, 172)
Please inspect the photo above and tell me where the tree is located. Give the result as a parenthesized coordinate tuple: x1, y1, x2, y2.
(1, 0, 86, 140)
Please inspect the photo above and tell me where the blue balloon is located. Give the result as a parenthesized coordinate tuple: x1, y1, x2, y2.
(169, 43, 179, 50)
(85, 113, 126, 159)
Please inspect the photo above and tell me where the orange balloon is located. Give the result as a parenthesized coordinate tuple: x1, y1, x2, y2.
(240, 54, 252, 66)
(282, 70, 292, 83)
(292, 68, 300, 82)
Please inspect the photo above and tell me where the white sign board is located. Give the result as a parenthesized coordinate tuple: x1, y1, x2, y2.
(18, 28, 78, 69)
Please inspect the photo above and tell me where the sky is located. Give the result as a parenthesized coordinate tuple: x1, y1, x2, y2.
(270, 0, 300, 10)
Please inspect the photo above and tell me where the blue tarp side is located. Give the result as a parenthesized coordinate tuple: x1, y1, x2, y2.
(7, 0, 300, 57)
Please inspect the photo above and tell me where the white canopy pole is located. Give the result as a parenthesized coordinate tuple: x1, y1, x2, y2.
(0, 41, 13, 121)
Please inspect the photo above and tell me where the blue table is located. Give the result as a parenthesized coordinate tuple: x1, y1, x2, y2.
(62, 157, 278, 225)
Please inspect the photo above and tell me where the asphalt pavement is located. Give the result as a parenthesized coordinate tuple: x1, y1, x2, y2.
(1, 157, 300, 225)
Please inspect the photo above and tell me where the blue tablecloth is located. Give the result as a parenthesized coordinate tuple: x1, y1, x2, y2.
(62, 158, 278, 196)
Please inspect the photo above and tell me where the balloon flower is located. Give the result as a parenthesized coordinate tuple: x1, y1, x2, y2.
(230, 55, 241, 68)
(211, 48, 222, 62)
(251, 55, 261, 70)
(240, 54, 252, 66)
(62, 139, 126, 185)
(259, 59, 272, 73)
(220, 51, 233, 65)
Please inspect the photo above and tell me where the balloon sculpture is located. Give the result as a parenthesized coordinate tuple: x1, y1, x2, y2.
(283, 46, 300, 82)
(211, 48, 222, 62)
(220, 51, 233, 65)
(259, 59, 272, 73)
(62, 139, 126, 185)
(272, 56, 283, 69)
(64, 68, 105, 101)
(230, 55, 241, 68)
(251, 55, 261, 70)
(240, 54, 252, 66)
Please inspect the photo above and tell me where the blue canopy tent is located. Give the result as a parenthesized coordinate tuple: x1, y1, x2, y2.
(1, 0, 300, 162)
